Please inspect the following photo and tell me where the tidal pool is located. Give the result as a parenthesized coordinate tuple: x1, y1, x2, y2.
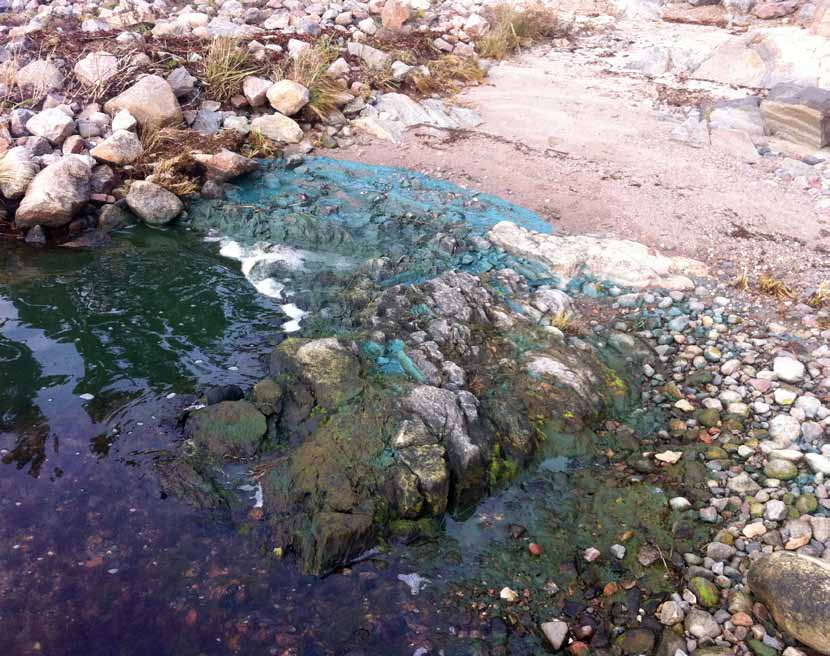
(0, 159, 694, 656)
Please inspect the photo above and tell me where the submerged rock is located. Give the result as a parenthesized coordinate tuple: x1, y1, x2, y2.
(184, 400, 267, 461)
(747, 551, 830, 654)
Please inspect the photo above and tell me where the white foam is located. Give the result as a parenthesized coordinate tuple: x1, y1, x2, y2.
(218, 239, 309, 301)
(214, 237, 356, 333)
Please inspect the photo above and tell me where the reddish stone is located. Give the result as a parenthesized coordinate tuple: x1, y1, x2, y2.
(381, 0, 410, 30)
(528, 542, 543, 556)
(753, 0, 799, 19)
(732, 611, 753, 627)
(230, 94, 249, 109)
(569, 641, 590, 656)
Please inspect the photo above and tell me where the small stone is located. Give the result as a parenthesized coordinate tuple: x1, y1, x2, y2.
(743, 522, 767, 538)
(769, 414, 802, 445)
(764, 499, 788, 521)
(166, 66, 196, 98)
(670, 496, 692, 511)
(583, 547, 601, 562)
(266, 80, 310, 116)
(675, 399, 694, 412)
(765, 458, 799, 480)
(658, 600, 685, 626)
(499, 586, 518, 602)
(541, 619, 569, 650)
(685, 608, 721, 640)
(774, 356, 805, 383)
(689, 576, 720, 607)
(610, 544, 626, 559)
(655, 450, 683, 464)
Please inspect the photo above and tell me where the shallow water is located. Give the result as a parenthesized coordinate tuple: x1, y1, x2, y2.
(0, 159, 683, 656)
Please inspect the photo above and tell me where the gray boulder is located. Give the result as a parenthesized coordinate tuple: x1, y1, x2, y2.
(0, 146, 38, 199)
(126, 181, 183, 225)
(90, 129, 144, 165)
(251, 113, 303, 143)
(15, 59, 64, 97)
(15, 155, 92, 228)
(26, 108, 75, 145)
(266, 80, 310, 116)
(761, 84, 830, 149)
(74, 51, 119, 88)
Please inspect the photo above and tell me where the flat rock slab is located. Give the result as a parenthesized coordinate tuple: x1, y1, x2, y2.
(761, 83, 830, 149)
(692, 27, 830, 90)
(487, 221, 708, 290)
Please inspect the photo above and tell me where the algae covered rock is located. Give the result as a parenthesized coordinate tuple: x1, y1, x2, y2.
(747, 551, 830, 654)
(270, 337, 363, 410)
(170, 261, 647, 576)
(184, 400, 267, 460)
(252, 378, 283, 416)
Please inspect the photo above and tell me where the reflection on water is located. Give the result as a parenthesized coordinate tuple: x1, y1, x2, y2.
(0, 227, 285, 479)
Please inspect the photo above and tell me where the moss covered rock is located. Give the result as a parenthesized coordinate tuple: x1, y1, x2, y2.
(184, 400, 267, 460)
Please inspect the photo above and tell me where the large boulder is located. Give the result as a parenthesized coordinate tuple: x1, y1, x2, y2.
(184, 400, 267, 461)
(266, 80, 310, 116)
(90, 129, 144, 165)
(25, 108, 75, 145)
(73, 51, 119, 88)
(104, 75, 182, 132)
(126, 180, 183, 225)
(0, 146, 38, 199)
(15, 59, 64, 97)
(251, 113, 304, 143)
(15, 155, 92, 228)
(747, 551, 830, 654)
(761, 83, 830, 149)
(487, 221, 708, 290)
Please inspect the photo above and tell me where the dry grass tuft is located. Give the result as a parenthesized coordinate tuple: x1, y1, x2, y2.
(200, 37, 262, 102)
(733, 267, 750, 292)
(277, 37, 347, 120)
(410, 55, 486, 95)
(759, 274, 795, 301)
(243, 131, 281, 159)
(549, 310, 582, 335)
(477, 3, 569, 60)
(149, 153, 202, 196)
(808, 281, 830, 309)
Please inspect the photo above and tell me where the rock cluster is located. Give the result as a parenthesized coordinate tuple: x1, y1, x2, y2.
(172, 264, 645, 575)
(0, 0, 524, 242)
